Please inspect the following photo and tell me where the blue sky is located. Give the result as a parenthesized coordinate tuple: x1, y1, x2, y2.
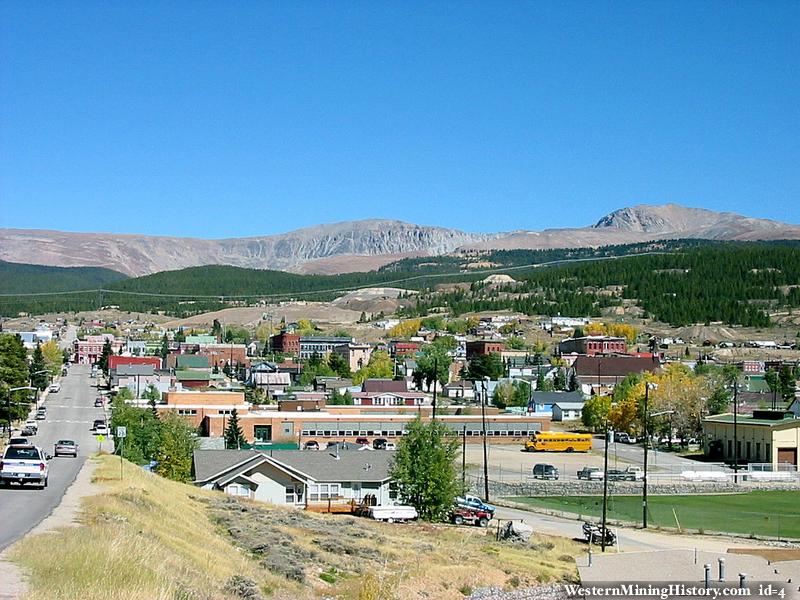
(1, 1, 798, 237)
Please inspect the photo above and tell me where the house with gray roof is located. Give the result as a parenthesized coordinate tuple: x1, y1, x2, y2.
(192, 448, 395, 508)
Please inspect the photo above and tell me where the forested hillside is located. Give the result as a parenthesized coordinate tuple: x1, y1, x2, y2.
(1, 241, 799, 326)
(402, 242, 800, 327)
(0, 260, 127, 293)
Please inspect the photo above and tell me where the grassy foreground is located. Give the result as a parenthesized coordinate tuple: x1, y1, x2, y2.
(10, 456, 580, 600)
(507, 492, 800, 538)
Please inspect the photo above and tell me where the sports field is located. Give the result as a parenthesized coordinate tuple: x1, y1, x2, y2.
(507, 491, 800, 538)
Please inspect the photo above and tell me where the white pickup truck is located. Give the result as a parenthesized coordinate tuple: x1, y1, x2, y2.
(0, 444, 50, 489)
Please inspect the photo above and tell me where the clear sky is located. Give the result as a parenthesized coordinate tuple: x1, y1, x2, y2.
(1, 1, 798, 238)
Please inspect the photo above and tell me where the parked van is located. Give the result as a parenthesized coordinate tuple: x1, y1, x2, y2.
(532, 463, 559, 480)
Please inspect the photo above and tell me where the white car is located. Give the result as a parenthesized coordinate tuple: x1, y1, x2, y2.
(0, 444, 50, 488)
(48, 383, 61, 393)
(95, 424, 109, 436)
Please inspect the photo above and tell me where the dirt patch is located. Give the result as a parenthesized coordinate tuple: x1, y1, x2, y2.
(729, 548, 800, 562)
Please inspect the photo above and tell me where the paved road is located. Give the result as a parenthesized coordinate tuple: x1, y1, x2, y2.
(0, 364, 111, 551)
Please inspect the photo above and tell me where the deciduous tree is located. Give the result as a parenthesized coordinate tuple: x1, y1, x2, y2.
(390, 417, 460, 521)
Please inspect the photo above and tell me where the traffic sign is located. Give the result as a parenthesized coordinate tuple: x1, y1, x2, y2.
(116, 426, 127, 438)
(96, 435, 105, 442)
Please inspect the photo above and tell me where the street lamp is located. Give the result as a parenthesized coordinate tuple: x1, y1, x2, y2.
(4, 386, 37, 440)
(601, 419, 610, 552)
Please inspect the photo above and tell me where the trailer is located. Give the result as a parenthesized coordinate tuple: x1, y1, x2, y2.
(368, 505, 418, 523)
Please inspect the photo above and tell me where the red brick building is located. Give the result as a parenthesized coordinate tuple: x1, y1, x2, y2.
(270, 332, 301, 356)
(108, 355, 162, 370)
(465, 340, 505, 359)
(558, 336, 627, 356)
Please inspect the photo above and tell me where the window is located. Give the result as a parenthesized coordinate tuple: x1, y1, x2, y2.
(344, 430, 353, 436)
(389, 482, 399, 500)
(178, 409, 197, 416)
(766, 444, 771, 460)
(323, 430, 331, 436)
(219, 409, 232, 415)
(309, 483, 340, 501)
(755, 443, 761, 461)
(282, 422, 294, 437)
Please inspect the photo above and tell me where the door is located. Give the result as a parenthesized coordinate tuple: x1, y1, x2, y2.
(777, 448, 797, 466)
(351, 482, 362, 501)
(254, 425, 272, 443)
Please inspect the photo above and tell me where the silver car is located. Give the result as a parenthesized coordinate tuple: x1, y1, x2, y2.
(54, 439, 79, 457)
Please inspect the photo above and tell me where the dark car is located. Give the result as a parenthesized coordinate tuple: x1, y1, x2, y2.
(372, 438, 388, 450)
(9, 437, 29, 446)
(355, 437, 369, 446)
(532, 463, 559, 480)
(303, 440, 320, 451)
(94, 397, 105, 407)
(92, 419, 106, 431)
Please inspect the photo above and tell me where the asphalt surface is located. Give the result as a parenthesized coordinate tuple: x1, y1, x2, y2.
(0, 364, 111, 551)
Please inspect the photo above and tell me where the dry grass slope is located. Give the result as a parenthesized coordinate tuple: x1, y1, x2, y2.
(10, 456, 580, 600)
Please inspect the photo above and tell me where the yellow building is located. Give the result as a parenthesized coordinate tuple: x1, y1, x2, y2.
(703, 411, 799, 467)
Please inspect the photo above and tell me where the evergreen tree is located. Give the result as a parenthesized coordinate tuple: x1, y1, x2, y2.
(390, 416, 461, 521)
(30, 342, 49, 390)
(224, 408, 247, 449)
(211, 319, 223, 340)
(464, 353, 503, 381)
(1, 333, 34, 421)
(553, 368, 566, 391)
(99, 339, 113, 375)
(159, 333, 169, 361)
(174, 328, 186, 343)
(567, 369, 579, 392)
(327, 352, 352, 379)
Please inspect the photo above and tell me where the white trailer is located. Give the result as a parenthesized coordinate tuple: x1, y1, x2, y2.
(368, 505, 418, 523)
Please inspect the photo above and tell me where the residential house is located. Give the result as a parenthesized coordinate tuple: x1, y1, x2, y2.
(175, 371, 212, 389)
(198, 344, 248, 369)
(108, 355, 162, 371)
(443, 380, 475, 400)
(389, 341, 420, 358)
(168, 354, 211, 371)
(528, 390, 584, 415)
(552, 401, 585, 422)
(193, 449, 395, 507)
(249, 362, 292, 394)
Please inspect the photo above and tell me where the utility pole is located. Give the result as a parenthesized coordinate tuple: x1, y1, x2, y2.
(601, 421, 610, 552)
(462, 425, 467, 491)
(480, 377, 490, 502)
(642, 383, 650, 528)
(432, 356, 438, 420)
(733, 380, 739, 484)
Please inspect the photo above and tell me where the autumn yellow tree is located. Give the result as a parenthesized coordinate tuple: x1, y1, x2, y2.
(40, 340, 64, 376)
(388, 319, 422, 339)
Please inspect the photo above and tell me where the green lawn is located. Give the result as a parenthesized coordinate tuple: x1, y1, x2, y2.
(506, 491, 800, 538)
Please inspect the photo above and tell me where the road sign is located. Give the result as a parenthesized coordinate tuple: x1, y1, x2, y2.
(116, 426, 127, 438)
(96, 435, 105, 442)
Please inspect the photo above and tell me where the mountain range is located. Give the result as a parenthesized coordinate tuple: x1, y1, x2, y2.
(2, 204, 799, 276)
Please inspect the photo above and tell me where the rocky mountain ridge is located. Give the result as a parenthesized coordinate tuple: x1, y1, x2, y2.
(2, 204, 798, 276)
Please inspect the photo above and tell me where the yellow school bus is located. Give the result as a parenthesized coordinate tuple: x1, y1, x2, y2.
(524, 432, 592, 453)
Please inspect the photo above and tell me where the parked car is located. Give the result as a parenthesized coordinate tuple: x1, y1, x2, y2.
(303, 440, 320, 451)
(384, 442, 396, 450)
(372, 438, 388, 450)
(54, 439, 79, 458)
(532, 463, 559, 480)
(355, 437, 369, 446)
(94, 397, 105, 407)
(606, 467, 644, 481)
(368, 505, 418, 523)
(48, 383, 61, 393)
(456, 494, 496, 514)
(22, 421, 38, 436)
(92, 419, 106, 430)
(451, 506, 492, 527)
(36, 407, 47, 420)
(9, 437, 29, 446)
(577, 467, 604, 480)
(0, 444, 50, 489)
(582, 521, 616, 545)
(613, 432, 637, 444)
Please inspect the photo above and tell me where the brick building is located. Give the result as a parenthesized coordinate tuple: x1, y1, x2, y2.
(270, 332, 300, 356)
(558, 336, 627, 356)
(465, 340, 505, 359)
